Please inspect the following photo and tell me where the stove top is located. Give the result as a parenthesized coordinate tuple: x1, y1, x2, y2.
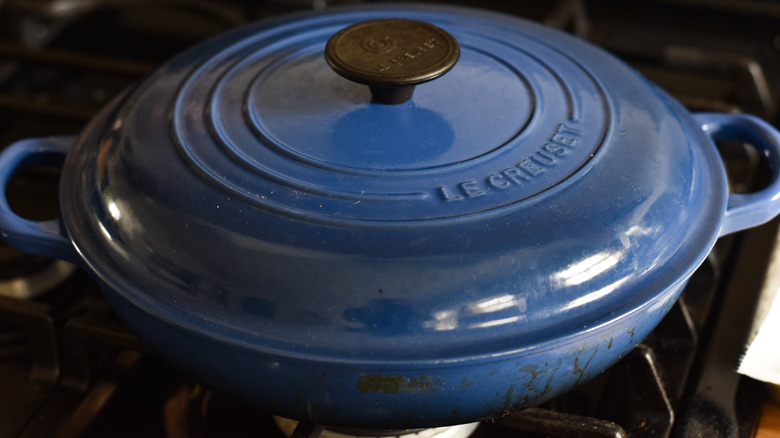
(1, 1, 779, 437)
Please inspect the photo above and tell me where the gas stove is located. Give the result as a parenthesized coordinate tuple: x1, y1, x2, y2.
(1, 1, 779, 437)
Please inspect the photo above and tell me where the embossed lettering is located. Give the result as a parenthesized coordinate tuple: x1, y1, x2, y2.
(439, 186, 464, 202)
(543, 142, 571, 156)
(518, 159, 545, 176)
(488, 173, 511, 189)
(390, 38, 438, 67)
(460, 180, 485, 198)
(437, 122, 585, 202)
(550, 123, 581, 147)
(531, 150, 556, 166)
(362, 36, 398, 53)
(502, 167, 530, 184)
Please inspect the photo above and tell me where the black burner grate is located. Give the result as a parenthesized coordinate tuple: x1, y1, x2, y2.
(1, 1, 778, 437)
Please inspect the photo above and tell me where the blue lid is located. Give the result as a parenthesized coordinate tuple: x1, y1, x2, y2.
(62, 6, 727, 363)
(165, 10, 608, 225)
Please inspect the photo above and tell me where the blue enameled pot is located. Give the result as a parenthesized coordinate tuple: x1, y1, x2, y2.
(2, 5, 780, 429)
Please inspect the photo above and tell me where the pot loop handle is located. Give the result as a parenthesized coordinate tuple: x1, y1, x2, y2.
(695, 113, 780, 237)
(0, 136, 82, 265)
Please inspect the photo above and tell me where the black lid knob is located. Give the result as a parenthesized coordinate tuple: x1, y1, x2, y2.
(325, 18, 460, 105)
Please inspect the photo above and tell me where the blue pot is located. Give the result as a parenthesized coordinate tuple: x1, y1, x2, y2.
(2, 5, 780, 429)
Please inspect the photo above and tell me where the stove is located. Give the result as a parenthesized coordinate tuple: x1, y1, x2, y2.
(1, 1, 779, 437)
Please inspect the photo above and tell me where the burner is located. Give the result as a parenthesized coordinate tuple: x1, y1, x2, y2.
(1, 1, 779, 437)
(160, 381, 481, 438)
(0, 244, 76, 299)
(274, 417, 480, 438)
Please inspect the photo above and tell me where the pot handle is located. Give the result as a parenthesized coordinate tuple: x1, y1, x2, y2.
(695, 113, 780, 237)
(0, 136, 82, 265)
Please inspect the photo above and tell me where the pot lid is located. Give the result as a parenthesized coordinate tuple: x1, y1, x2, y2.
(63, 5, 726, 362)
(168, 11, 608, 224)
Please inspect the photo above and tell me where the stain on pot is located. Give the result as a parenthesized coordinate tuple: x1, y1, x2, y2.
(573, 346, 600, 387)
(357, 374, 437, 393)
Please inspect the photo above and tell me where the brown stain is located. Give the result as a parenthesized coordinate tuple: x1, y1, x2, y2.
(573, 346, 599, 387)
(512, 358, 562, 409)
(627, 327, 636, 344)
(504, 384, 517, 408)
(357, 375, 435, 394)
(520, 364, 542, 388)
(539, 358, 562, 398)
(358, 375, 404, 393)
(403, 376, 433, 392)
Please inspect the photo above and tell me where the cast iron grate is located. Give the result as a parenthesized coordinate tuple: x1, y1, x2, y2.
(0, 1, 778, 437)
